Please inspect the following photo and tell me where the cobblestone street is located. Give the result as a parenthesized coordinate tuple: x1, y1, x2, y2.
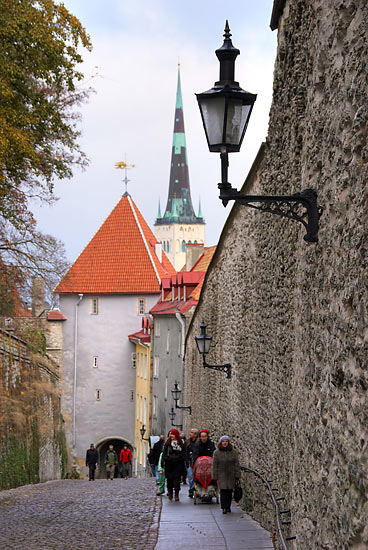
(0, 478, 160, 550)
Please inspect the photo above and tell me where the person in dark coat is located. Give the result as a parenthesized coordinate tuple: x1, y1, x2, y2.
(212, 435, 240, 514)
(191, 429, 216, 466)
(152, 435, 165, 484)
(162, 429, 186, 501)
(85, 443, 99, 481)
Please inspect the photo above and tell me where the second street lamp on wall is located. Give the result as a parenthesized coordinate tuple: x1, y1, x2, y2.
(168, 407, 176, 423)
(196, 21, 321, 243)
(195, 321, 232, 379)
(168, 407, 182, 429)
(140, 424, 150, 442)
(171, 382, 192, 415)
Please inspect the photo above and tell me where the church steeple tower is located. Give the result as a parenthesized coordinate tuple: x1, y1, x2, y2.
(155, 66, 205, 270)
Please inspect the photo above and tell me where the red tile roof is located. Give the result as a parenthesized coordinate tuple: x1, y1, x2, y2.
(128, 315, 152, 343)
(150, 247, 217, 315)
(47, 310, 67, 321)
(55, 195, 175, 294)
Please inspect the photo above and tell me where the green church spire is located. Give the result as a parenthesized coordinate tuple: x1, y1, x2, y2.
(155, 66, 204, 226)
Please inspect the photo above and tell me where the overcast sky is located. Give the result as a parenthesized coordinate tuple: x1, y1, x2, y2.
(32, 0, 277, 263)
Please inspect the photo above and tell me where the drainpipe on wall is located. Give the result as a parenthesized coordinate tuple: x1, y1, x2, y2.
(72, 293, 83, 449)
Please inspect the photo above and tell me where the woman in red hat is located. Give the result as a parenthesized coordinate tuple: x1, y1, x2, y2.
(162, 429, 186, 501)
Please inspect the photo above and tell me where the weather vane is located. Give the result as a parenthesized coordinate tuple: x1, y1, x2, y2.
(115, 156, 135, 196)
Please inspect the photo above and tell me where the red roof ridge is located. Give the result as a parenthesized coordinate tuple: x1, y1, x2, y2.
(128, 195, 161, 285)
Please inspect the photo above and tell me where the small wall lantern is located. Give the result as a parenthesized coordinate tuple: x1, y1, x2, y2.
(195, 321, 232, 379)
(140, 424, 150, 442)
(171, 382, 192, 415)
(168, 407, 182, 429)
(196, 21, 321, 243)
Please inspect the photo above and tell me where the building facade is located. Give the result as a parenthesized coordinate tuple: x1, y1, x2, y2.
(155, 68, 205, 271)
(129, 316, 152, 476)
(55, 194, 175, 477)
(150, 246, 216, 437)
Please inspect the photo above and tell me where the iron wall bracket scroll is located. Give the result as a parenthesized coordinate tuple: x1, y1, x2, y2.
(202, 355, 232, 379)
(219, 152, 321, 243)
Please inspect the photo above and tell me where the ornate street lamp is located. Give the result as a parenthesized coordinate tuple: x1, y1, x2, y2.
(195, 321, 232, 379)
(171, 382, 192, 415)
(196, 21, 321, 243)
(168, 407, 182, 429)
(168, 406, 176, 423)
(140, 424, 150, 442)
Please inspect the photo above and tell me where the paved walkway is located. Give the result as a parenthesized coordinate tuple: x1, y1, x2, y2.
(155, 492, 274, 549)
(0, 478, 273, 549)
(0, 478, 159, 550)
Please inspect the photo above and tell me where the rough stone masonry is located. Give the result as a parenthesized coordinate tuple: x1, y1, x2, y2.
(184, 1, 368, 549)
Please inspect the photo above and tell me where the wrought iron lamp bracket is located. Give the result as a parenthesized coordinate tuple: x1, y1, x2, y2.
(219, 153, 321, 243)
(203, 355, 232, 379)
(175, 403, 192, 415)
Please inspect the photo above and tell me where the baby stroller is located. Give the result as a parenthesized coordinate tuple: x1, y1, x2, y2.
(193, 456, 219, 505)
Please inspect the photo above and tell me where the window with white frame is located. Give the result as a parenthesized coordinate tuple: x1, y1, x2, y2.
(137, 297, 146, 315)
(144, 354, 148, 379)
(92, 356, 98, 368)
(166, 329, 170, 354)
(144, 397, 147, 424)
(90, 298, 99, 315)
(153, 356, 159, 379)
(136, 394, 139, 419)
(96, 389, 102, 401)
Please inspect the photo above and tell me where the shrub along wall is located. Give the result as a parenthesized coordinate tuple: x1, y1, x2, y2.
(184, 1, 367, 549)
(0, 328, 67, 489)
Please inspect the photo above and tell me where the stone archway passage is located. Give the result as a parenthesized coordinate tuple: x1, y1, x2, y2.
(96, 438, 133, 479)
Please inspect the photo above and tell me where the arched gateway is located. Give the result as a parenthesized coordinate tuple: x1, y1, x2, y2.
(95, 436, 133, 479)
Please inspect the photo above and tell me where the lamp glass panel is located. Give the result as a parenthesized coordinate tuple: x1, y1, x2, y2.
(199, 96, 226, 146)
(203, 336, 212, 354)
(195, 335, 212, 354)
(195, 336, 204, 354)
(225, 100, 251, 145)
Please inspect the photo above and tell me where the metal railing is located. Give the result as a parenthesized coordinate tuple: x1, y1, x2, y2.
(240, 466, 295, 549)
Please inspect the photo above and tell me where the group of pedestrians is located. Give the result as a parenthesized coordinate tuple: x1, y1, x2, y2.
(85, 443, 132, 480)
(151, 428, 240, 513)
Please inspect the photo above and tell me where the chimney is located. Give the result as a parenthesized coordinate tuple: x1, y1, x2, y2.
(155, 243, 162, 263)
(186, 243, 204, 271)
(31, 276, 45, 317)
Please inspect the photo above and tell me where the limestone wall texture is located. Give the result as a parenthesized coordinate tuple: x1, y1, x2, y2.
(0, 328, 67, 489)
(184, 2, 367, 548)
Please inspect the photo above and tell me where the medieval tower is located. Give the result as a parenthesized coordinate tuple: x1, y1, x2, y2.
(155, 67, 205, 271)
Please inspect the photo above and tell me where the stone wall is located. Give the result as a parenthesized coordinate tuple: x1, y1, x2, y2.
(184, 1, 368, 549)
(0, 328, 67, 489)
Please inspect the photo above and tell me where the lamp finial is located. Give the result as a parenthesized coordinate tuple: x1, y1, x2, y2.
(224, 20, 231, 41)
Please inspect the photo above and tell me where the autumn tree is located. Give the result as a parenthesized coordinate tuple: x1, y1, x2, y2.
(0, 0, 91, 313)
(0, 0, 92, 221)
